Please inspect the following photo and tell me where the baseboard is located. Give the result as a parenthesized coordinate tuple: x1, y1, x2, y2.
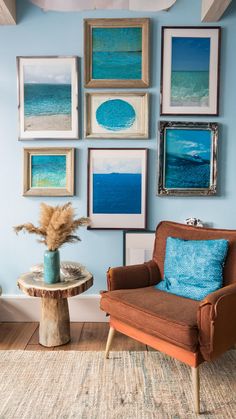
(0, 294, 108, 322)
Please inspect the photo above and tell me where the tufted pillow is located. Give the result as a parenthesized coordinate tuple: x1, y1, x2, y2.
(155, 237, 229, 301)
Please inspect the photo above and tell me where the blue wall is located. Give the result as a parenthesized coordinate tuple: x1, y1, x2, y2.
(0, 0, 236, 295)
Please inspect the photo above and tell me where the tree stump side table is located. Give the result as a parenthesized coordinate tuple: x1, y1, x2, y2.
(17, 270, 93, 347)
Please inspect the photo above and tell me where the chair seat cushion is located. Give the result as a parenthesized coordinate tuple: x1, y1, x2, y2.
(100, 286, 200, 352)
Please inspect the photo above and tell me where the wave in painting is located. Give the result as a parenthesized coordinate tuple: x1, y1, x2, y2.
(165, 153, 210, 189)
(171, 71, 209, 107)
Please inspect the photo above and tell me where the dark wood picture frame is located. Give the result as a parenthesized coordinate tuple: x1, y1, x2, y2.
(158, 121, 218, 196)
(160, 26, 221, 116)
(87, 148, 148, 230)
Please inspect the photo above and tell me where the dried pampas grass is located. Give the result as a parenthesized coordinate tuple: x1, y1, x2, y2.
(14, 202, 90, 251)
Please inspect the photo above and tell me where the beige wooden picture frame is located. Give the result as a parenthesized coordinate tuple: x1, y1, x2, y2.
(23, 148, 74, 196)
(85, 92, 149, 139)
(84, 18, 150, 88)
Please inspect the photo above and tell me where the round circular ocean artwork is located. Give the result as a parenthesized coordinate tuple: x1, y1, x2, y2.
(96, 99, 136, 132)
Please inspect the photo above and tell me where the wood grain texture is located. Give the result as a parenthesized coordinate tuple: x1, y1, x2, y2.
(0, 322, 37, 349)
(0, 322, 149, 351)
(201, 0, 232, 21)
(0, 0, 16, 25)
(17, 272, 93, 298)
(39, 298, 70, 347)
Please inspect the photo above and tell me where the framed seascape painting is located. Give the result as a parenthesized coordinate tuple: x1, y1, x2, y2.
(85, 92, 149, 139)
(88, 148, 148, 229)
(158, 122, 218, 196)
(123, 231, 155, 266)
(23, 148, 74, 196)
(17, 56, 78, 139)
(160, 27, 221, 115)
(84, 18, 149, 88)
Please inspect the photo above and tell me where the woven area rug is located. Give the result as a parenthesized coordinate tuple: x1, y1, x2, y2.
(0, 350, 235, 419)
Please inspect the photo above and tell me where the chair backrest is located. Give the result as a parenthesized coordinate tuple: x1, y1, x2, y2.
(153, 221, 236, 286)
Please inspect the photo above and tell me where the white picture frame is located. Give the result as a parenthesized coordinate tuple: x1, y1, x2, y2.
(17, 56, 79, 139)
(124, 231, 155, 265)
(88, 148, 148, 230)
(160, 27, 221, 116)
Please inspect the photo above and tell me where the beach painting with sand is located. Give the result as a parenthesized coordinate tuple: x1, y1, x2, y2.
(23, 148, 74, 196)
(88, 148, 147, 229)
(161, 27, 220, 115)
(158, 122, 218, 196)
(18, 57, 78, 139)
(92, 27, 142, 80)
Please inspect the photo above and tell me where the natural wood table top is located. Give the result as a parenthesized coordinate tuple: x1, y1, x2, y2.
(17, 270, 93, 299)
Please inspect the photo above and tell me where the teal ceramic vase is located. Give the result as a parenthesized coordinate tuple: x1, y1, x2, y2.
(44, 249, 60, 284)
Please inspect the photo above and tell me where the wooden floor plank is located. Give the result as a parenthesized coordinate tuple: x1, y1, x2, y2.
(73, 322, 109, 351)
(0, 322, 38, 350)
(54, 322, 84, 351)
(0, 322, 147, 351)
(111, 329, 147, 351)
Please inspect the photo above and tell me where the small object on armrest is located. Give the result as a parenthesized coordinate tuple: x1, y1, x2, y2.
(107, 260, 161, 291)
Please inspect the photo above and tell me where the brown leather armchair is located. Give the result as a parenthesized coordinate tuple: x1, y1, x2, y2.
(100, 221, 236, 414)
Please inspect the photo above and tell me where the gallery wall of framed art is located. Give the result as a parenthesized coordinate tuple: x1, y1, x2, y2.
(2, 0, 234, 297)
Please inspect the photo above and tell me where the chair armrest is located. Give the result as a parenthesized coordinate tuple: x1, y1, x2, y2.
(197, 283, 236, 361)
(106, 260, 161, 291)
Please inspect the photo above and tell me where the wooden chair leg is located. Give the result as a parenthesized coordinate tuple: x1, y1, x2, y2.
(192, 366, 200, 414)
(105, 326, 115, 359)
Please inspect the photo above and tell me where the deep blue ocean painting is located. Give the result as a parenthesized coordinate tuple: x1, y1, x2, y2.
(92, 158, 142, 214)
(171, 37, 210, 107)
(92, 27, 142, 80)
(96, 99, 136, 131)
(165, 129, 211, 189)
(31, 155, 66, 188)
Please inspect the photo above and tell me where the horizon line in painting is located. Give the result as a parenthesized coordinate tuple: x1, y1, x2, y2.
(171, 36, 210, 107)
(92, 27, 142, 80)
(23, 59, 72, 132)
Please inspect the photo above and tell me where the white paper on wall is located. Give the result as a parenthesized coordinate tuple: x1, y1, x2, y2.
(128, 248, 146, 266)
(30, 0, 177, 12)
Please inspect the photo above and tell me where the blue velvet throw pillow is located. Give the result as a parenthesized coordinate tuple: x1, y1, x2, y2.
(155, 237, 229, 301)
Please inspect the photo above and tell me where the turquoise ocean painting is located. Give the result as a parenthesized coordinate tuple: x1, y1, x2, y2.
(93, 158, 142, 214)
(24, 62, 72, 131)
(165, 129, 211, 189)
(96, 99, 136, 131)
(31, 155, 66, 188)
(92, 27, 142, 80)
(171, 37, 210, 107)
